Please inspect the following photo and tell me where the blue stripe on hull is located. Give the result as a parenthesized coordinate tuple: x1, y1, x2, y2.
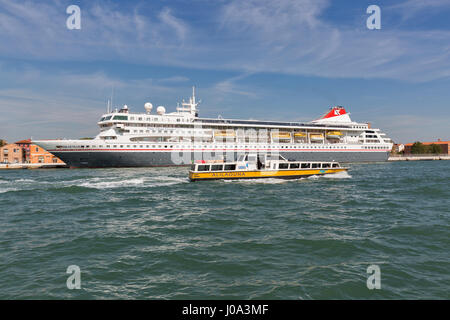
(52, 151, 389, 168)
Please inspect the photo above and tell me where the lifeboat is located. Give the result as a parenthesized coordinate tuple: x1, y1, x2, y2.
(326, 131, 343, 139)
(294, 132, 307, 137)
(214, 130, 235, 137)
(272, 132, 291, 139)
(310, 133, 324, 141)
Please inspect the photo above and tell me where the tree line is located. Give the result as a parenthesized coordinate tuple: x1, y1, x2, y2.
(410, 142, 443, 154)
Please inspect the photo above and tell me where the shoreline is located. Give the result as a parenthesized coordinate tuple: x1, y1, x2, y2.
(0, 163, 69, 170)
(388, 155, 450, 161)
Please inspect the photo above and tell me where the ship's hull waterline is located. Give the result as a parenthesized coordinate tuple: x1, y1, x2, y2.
(51, 150, 390, 168)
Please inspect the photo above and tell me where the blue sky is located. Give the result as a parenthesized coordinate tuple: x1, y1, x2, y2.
(0, 0, 449, 143)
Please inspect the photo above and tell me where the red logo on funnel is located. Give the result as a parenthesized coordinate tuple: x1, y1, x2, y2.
(323, 107, 346, 119)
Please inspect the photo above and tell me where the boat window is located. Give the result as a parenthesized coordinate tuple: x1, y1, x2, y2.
(238, 155, 245, 161)
(312, 163, 320, 168)
(197, 165, 210, 171)
(191, 165, 196, 170)
(113, 115, 128, 121)
(322, 163, 331, 168)
(289, 163, 300, 169)
(301, 163, 310, 169)
(332, 163, 340, 168)
(248, 155, 256, 162)
(224, 164, 236, 170)
(104, 115, 112, 121)
(211, 164, 223, 171)
(279, 163, 289, 169)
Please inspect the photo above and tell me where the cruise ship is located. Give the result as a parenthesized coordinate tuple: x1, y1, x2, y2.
(33, 87, 393, 167)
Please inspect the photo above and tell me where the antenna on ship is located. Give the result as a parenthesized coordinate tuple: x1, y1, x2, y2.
(111, 87, 115, 113)
(177, 85, 200, 117)
(191, 85, 200, 117)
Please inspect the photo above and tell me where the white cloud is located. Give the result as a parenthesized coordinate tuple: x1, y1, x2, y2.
(158, 7, 188, 42)
(0, 0, 450, 82)
(212, 73, 257, 98)
(157, 76, 190, 84)
(389, 0, 450, 20)
(221, 0, 328, 40)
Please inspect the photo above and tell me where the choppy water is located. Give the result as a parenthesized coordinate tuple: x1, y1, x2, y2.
(0, 161, 449, 299)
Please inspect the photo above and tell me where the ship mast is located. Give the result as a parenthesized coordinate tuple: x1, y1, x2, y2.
(177, 86, 199, 117)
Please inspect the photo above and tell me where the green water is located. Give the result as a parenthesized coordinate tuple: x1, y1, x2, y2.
(0, 161, 449, 299)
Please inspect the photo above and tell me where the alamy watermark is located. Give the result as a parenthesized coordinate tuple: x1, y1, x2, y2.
(66, 5, 81, 30)
(366, 5, 381, 30)
(169, 125, 282, 166)
(366, 264, 381, 290)
(66, 265, 81, 289)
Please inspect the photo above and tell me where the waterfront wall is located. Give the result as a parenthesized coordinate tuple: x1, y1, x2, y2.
(388, 154, 450, 161)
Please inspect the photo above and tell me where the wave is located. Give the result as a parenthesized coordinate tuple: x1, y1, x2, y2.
(146, 176, 189, 187)
(78, 178, 145, 189)
(323, 171, 352, 179)
(14, 179, 36, 183)
(0, 187, 19, 193)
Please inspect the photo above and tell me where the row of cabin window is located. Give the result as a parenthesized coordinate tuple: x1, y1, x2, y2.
(196, 162, 339, 171)
(363, 146, 386, 149)
(60, 144, 365, 150)
(101, 116, 193, 123)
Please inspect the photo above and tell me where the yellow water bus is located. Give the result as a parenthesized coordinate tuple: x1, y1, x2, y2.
(189, 154, 348, 181)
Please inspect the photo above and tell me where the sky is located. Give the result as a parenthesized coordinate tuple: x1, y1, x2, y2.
(0, 0, 449, 143)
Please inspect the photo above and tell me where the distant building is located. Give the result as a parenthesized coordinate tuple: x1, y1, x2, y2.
(15, 139, 65, 164)
(392, 143, 404, 153)
(0, 144, 24, 163)
(404, 139, 450, 155)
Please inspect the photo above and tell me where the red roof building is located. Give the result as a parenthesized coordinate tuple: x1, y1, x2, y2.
(403, 140, 450, 154)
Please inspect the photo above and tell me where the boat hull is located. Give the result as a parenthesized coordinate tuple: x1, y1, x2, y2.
(49, 150, 390, 168)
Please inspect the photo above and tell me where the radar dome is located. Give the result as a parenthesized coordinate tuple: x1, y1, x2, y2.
(156, 106, 166, 115)
(144, 102, 153, 114)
